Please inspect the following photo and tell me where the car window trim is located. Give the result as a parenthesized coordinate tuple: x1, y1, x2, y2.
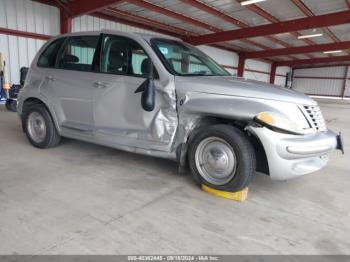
(54, 37, 70, 69)
(92, 34, 103, 72)
(37, 37, 67, 69)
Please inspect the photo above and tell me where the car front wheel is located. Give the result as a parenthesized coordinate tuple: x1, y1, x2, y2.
(188, 125, 256, 192)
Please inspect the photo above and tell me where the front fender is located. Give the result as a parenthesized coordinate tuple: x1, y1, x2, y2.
(174, 92, 295, 146)
(178, 92, 294, 120)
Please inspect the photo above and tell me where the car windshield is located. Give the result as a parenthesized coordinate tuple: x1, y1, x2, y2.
(151, 38, 230, 76)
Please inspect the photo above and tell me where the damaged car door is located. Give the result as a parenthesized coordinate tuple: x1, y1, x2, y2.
(92, 34, 178, 152)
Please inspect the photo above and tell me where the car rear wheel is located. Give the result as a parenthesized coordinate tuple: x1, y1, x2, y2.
(23, 104, 61, 148)
(188, 125, 256, 192)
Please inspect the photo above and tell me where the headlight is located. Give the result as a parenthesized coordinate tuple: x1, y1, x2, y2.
(255, 111, 305, 135)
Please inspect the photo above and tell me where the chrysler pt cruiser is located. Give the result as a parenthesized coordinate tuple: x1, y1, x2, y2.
(17, 30, 344, 192)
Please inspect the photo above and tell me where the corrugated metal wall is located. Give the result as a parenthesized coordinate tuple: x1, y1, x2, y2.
(244, 59, 270, 83)
(292, 66, 347, 97)
(0, 0, 287, 86)
(0, 0, 59, 84)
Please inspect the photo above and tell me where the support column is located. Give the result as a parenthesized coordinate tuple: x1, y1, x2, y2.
(342, 65, 349, 98)
(237, 54, 245, 77)
(60, 9, 72, 34)
(269, 62, 277, 84)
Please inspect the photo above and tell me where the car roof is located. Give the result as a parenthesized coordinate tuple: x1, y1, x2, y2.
(58, 30, 181, 42)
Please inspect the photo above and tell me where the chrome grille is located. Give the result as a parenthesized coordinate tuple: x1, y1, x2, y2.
(303, 105, 327, 132)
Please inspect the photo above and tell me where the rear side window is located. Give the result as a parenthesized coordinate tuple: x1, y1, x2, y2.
(37, 38, 65, 67)
(57, 36, 99, 72)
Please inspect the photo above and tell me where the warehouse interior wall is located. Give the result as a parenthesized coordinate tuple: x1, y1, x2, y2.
(292, 66, 350, 98)
(0, 0, 289, 86)
(0, 0, 59, 84)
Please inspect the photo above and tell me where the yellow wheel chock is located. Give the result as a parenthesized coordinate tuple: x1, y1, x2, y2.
(201, 185, 248, 202)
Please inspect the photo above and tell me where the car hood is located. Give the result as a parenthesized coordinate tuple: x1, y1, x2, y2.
(175, 76, 316, 105)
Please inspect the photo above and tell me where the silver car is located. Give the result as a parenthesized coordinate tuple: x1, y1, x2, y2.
(17, 30, 344, 192)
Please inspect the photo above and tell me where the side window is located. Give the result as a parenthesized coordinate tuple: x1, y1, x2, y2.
(131, 49, 149, 75)
(37, 38, 65, 67)
(101, 35, 153, 77)
(57, 36, 99, 72)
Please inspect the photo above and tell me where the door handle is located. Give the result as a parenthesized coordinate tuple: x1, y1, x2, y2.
(93, 81, 109, 88)
(46, 75, 56, 81)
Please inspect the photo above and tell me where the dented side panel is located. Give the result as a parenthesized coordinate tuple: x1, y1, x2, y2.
(173, 91, 292, 149)
(92, 75, 178, 153)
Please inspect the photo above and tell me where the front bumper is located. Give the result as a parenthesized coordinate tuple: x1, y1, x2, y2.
(248, 126, 342, 180)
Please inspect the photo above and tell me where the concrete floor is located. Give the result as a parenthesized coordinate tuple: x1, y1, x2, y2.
(0, 99, 349, 255)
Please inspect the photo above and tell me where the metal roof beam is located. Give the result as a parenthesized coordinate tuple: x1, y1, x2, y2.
(181, 0, 249, 28)
(125, 0, 218, 31)
(93, 11, 241, 53)
(291, 0, 341, 43)
(124, 0, 272, 51)
(242, 3, 315, 47)
(187, 10, 350, 45)
(277, 55, 350, 66)
(0, 26, 51, 40)
(104, 8, 242, 52)
(181, 0, 299, 59)
(67, 0, 124, 17)
(32, 0, 59, 7)
(105, 8, 190, 36)
(245, 40, 350, 58)
(240, 2, 314, 58)
(92, 12, 185, 38)
(290, 0, 313, 16)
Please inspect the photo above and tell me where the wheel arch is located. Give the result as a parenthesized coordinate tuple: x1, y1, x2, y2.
(21, 97, 61, 134)
(177, 115, 270, 176)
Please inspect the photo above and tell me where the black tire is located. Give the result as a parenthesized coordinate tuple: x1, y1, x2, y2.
(22, 104, 61, 148)
(188, 124, 256, 192)
(5, 99, 17, 112)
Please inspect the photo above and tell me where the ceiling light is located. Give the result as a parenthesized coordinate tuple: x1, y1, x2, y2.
(323, 50, 343, 54)
(241, 0, 266, 6)
(297, 33, 323, 39)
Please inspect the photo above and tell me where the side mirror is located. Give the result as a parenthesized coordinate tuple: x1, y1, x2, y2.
(141, 78, 155, 112)
(134, 61, 155, 112)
